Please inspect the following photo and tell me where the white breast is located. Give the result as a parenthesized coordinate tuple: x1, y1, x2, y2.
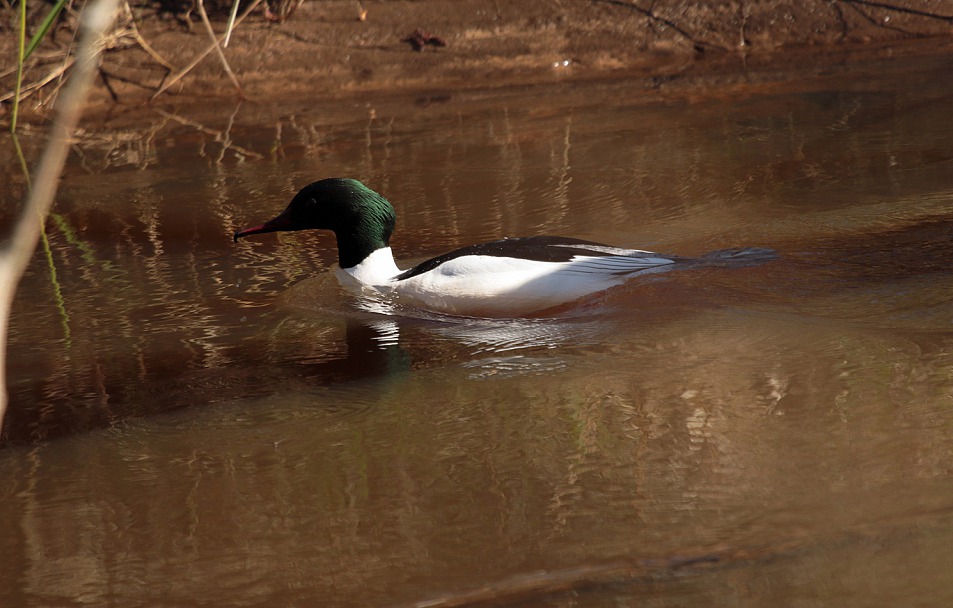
(336, 247, 401, 286)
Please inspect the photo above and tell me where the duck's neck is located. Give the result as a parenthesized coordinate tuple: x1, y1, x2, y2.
(335, 229, 390, 269)
(333, 191, 397, 269)
(339, 246, 401, 286)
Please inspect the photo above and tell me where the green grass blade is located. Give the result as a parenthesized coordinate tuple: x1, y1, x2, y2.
(25, 0, 70, 60)
(11, 134, 33, 192)
(11, 0, 71, 133)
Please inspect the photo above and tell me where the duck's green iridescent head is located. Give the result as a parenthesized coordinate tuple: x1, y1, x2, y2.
(234, 178, 397, 268)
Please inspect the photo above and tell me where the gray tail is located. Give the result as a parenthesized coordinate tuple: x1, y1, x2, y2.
(697, 247, 779, 268)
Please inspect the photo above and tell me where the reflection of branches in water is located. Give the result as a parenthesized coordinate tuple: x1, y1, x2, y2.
(491, 108, 520, 233)
(0, 0, 119, 433)
(544, 116, 573, 232)
(410, 511, 944, 608)
(71, 124, 165, 171)
(408, 553, 723, 607)
(7, 59, 951, 443)
(38, 225, 71, 345)
(154, 108, 264, 162)
(5, 173, 321, 441)
(7, 312, 953, 599)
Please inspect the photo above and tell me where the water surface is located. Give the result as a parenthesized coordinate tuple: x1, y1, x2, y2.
(3, 51, 953, 606)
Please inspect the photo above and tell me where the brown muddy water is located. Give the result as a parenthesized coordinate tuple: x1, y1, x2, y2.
(3, 52, 953, 606)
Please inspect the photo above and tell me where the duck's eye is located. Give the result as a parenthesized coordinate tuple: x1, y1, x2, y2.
(296, 197, 317, 213)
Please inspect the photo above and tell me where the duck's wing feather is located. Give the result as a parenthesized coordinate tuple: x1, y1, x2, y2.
(396, 236, 676, 281)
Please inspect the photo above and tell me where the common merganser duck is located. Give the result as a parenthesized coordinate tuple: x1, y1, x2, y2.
(234, 178, 772, 317)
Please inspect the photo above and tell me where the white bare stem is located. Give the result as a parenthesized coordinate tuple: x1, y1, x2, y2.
(0, 0, 120, 433)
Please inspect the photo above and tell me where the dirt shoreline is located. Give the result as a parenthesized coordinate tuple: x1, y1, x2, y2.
(3, 0, 953, 127)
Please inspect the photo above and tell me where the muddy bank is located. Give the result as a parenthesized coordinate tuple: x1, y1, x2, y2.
(2, 0, 953, 125)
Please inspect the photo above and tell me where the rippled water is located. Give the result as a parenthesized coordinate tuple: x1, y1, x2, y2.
(3, 50, 953, 606)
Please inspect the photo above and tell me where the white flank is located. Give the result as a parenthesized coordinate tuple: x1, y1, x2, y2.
(336, 247, 675, 316)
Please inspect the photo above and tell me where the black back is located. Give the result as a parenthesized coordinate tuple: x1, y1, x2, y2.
(396, 236, 632, 280)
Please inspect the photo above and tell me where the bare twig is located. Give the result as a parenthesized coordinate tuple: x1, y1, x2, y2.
(151, 0, 262, 100)
(4, 0, 174, 112)
(196, 0, 243, 96)
(830, 1, 850, 40)
(594, 0, 727, 51)
(224, 0, 241, 47)
(121, 0, 176, 70)
(837, 0, 953, 22)
(0, 0, 119, 432)
(0, 57, 76, 104)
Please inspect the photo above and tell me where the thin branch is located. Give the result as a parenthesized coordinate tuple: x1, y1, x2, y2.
(224, 0, 241, 47)
(0, 57, 76, 104)
(196, 0, 243, 96)
(594, 0, 727, 51)
(842, 0, 920, 35)
(122, 0, 176, 71)
(151, 0, 262, 100)
(830, 0, 850, 40)
(837, 0, 953, 22)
